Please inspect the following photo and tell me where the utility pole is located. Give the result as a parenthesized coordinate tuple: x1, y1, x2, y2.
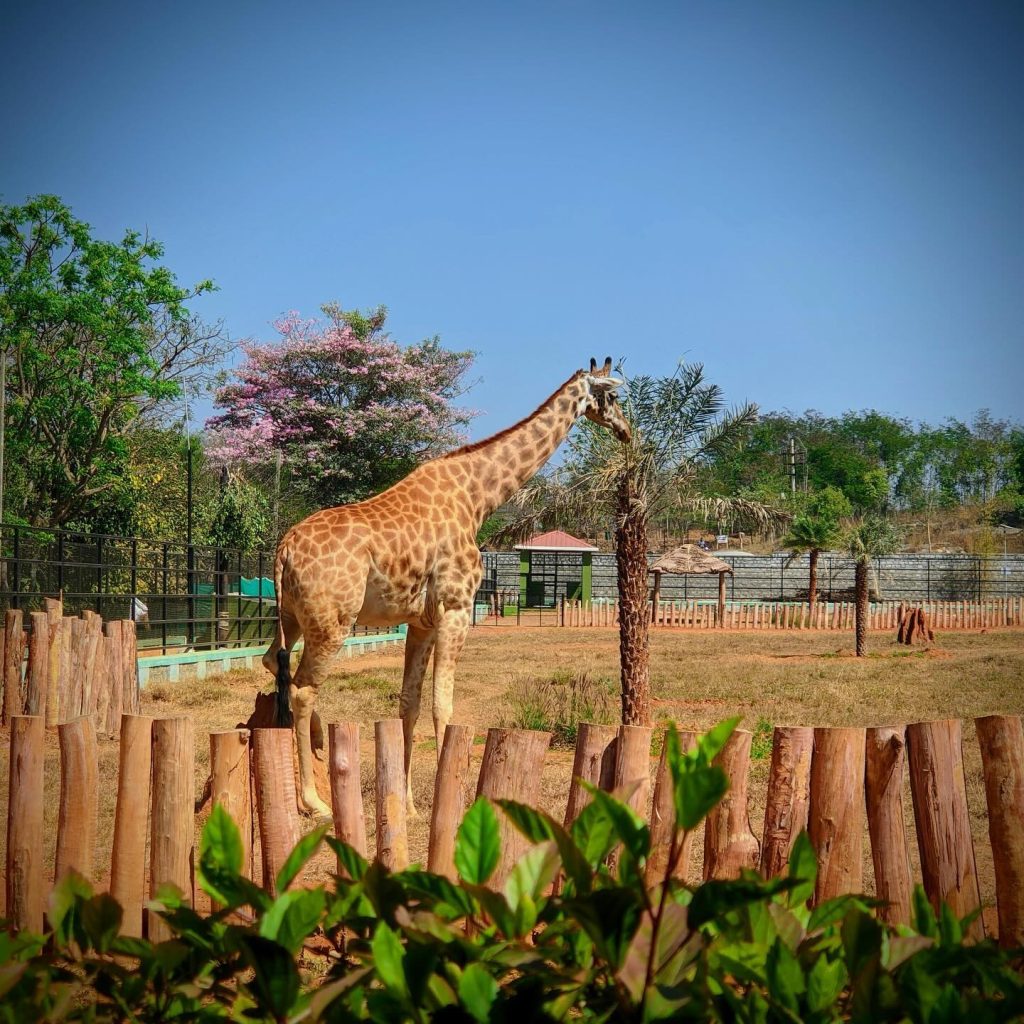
(789, 436, 796, 497)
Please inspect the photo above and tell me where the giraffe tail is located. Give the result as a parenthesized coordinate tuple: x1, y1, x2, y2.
(274, 546, 294, 728)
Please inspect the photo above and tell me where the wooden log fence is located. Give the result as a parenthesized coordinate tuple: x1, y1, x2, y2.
(3, 708, 1024, 948)
(0, 602, 139, 734)
(558, 596, 1024, 631)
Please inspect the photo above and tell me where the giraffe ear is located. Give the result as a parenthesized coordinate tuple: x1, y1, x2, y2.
(588, 357, 614, 377)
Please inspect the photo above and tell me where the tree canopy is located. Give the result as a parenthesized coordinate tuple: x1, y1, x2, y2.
(0, 194, 229, 527)
(206, 304, 475, 509)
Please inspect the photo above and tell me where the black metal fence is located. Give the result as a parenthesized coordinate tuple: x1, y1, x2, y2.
(0, 523, 399, 656)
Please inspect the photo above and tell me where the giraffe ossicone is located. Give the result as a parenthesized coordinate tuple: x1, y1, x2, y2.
(262, 357, 631, 817)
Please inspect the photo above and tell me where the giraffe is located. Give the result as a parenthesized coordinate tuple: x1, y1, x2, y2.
(262, 357, 631, 816)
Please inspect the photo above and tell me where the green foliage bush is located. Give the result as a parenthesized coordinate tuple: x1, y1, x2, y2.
(2, 719, 1021, 1022)
(504, 670, 616, 747)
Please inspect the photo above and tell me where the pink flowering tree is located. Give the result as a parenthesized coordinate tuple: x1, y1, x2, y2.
(206, 304, 476, 508)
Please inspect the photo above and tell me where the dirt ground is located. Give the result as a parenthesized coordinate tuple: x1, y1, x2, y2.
(2, 625, 1022, 932)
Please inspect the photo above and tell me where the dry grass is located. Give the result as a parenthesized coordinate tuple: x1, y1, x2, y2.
(2, 626, 1022, 931)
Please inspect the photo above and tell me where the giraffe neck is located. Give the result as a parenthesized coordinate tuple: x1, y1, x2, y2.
(444, 372, 588, 524)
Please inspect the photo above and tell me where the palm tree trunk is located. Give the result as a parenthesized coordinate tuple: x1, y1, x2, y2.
(854, 559, 868, 657)
(808, 548, 819, 608)
(616, 475, 650, 725)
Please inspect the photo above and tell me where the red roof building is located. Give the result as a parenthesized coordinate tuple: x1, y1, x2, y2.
(513, 530, 599, 552)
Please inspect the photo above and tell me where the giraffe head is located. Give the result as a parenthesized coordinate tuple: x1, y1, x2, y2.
(581, 357, 631, 442)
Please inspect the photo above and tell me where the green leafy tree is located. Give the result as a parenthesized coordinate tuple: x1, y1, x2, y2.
(0, 195, 229, 527)
(847, 515, 904, 657)
(783, 486, 853, 607)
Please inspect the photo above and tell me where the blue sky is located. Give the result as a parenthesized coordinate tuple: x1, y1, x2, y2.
(4, 1, 1022, 440)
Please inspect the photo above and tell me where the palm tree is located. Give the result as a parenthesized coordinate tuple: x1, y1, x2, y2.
(782, 487, 852, 607)
(847, 516, 904, 657)
(497, 362, 787, 725)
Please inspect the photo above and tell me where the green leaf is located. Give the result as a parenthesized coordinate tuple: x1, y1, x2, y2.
(80, 893, 123, 952)
(458, 961, 498, 1023)
(200, 803, 243, 875)
(688, 876, 792, 930)
(455, 797, 501, 886)
(325, 835, 370, 880)
(570, 798, 619, 868)
(580, 783, 650, 864)
(238, 935, 301, 1017)
(698, 717, 742, 764)
(674, 761, 729, 832)
(371, 921, 409, 1001)
(397, 871, 477, 918)
(766, 938, 805, 1011)
(564, 889, 644, 972)
(786, 831, 817, 908)
(912, 884, 938, 938)
(504, 842, 560, 936)
(259, 888, 326, 953)
(806, 954, 847, 1012)
(48, 870, 93, 949)
(275, 824, 328, 893)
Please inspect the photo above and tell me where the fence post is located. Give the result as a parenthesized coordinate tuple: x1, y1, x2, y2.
(150, 716, 196, 942)
(252, 728, 301, 895)
(704, 729, 759, 880)
(760, 726, 813, 877)
(11, 526, 20, 608)
(427, 723, 474, 879)
(476, 727, 551, 885)
(564, 723, 618, 826)
(2, 609, 24, 725)
(25, 611, 49, 717)
(110, 714, 154, 938)
(102, 630, 123, 738)
(648, 727, 697, 885)
(809, 727, 865, 904)
(210, 729, 254, 888)
(974, 715, 1023, 947)
(44, 598, 62, 727)
(906, 719, 983, 939)
(375, 718, 409, 871)
(865, 727, 913, 926)
(6, 715, 45, 931)
(328, 722, 368, 863)
(54, 716, 99, 884)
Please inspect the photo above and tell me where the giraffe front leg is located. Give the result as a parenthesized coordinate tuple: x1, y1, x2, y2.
(399, 625, 435, 820)
(431, 606, 472, 762)
(290, 627, 344, 818)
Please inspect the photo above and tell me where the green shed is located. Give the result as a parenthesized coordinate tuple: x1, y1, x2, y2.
(514, 530, 599, 607)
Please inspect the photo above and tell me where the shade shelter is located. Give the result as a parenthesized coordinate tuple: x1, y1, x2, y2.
(514, 530, 599, 607)
(651, 544, 734, 627)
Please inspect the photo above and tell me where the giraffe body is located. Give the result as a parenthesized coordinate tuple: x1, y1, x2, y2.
(263, 359, 630, 816)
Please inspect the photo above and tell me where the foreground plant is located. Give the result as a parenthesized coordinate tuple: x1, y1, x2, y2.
(2, 718, 1021, 1022)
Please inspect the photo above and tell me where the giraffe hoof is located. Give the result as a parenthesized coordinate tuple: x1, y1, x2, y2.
(301, 795, 333, 819)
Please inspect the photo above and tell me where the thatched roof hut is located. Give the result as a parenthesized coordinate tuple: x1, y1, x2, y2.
(650, 545, 733, 626)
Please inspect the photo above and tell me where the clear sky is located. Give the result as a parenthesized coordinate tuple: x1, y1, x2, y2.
(3, 1, 1022, 439)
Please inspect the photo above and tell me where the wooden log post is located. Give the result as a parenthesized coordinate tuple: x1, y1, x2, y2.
(210, 729, 253, 883)
(25, 611, 49, 717)
(648, 727, 697, 885)
(252, 727, 301, 895)
(91, 628, 110, 731)
(54, 716, 100, 884)
(110, 714, 154, 938)
(564, 723, 618, 826)
(476, 728, 551, 885)
(974, 715, 1024, 946)
(150, 717, 196, 942)
(809, 727, 866, 904)
(44, 598, 63, 728)
(67, 618, 87, 718)
(718, 572, 727, 628)
(120, 620, 139, 714)
(906, 719, 983, 939)
(102, 633, 123, 738)
(865, 727, 913, 926)
(328, 721, 368, 863)
(613, 724, 653, 817)
(6, 716, 45, 932)
(375, 719, 409, 871)
(427, 723, 475, 878)
(760, 726, 814, 877)
(703, 728, 759, 880)
(79, 617, 101, 720)
(2, 609, 25, 725)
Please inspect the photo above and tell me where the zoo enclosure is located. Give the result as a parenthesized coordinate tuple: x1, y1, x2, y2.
(0, 523, 400, 656)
